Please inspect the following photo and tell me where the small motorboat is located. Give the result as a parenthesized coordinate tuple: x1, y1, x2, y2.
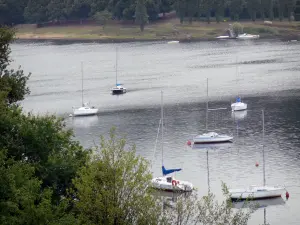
(237, 33, 260, 39)
(167, 40, 179, 44)
(73, 102, 98, 116)
(231, 97, 247, 111)
(193, 132, 233, 144)
(229, 185, 285, 201)
(111, 84, 127, 95)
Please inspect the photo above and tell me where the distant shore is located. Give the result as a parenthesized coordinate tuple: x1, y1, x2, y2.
(15, 19, 300, 43)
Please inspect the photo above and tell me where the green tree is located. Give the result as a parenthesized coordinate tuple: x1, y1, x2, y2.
(0, 150, 78, 225)
(214, 0, 226, 23)
(286, 0, 296, 21)
(229, 0, 245, 20)
(135, 0, 148, 31)
(72, 127, 161, 224)
(247, 0, 261, 21)
(0, 27, 30, 105)
(24, 0, 48, 23)
(164, 183, 256, 225)
(277, 0, 285, 21)
(175, 0, 186, 23)
(93, 10, 112, 29)
(47, 0, 67, 21)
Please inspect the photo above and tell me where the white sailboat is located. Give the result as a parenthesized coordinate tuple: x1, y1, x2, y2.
(72, 62, 98, 117)
(193, 78, 233, 144)
(231, 62, 247, 111)
(151, 91, 193, 192)
(111, 47, 126, 95)
(229, 110, 285, 200)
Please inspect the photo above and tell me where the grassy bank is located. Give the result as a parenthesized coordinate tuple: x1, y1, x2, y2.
(15, 19, 300, 42)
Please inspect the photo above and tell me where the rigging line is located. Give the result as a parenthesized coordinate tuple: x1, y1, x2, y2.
(151, 119, 161, 170)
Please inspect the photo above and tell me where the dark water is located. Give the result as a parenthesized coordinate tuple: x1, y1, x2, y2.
(11, 40, 300, 225)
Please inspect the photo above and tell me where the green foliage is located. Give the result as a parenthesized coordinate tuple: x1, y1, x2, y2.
(0, 27, 31, 105)
(244, 25, 279, 34)
(0, 149, 78, 225)
(229, 0, 245, 20)
(72, 127, 161, 225)
(232, 22, 244, 35)
(93, 10, 112, 28)
(135, 0, 148, 31)
(0, 107, 89, 202)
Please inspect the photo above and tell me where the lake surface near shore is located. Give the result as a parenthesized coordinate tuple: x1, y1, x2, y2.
(11, 39, 300, 224)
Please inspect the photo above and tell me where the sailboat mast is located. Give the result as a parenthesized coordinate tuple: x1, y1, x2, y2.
(207, 149, 210, 194)
(206, 78, 208, 132)
(161, 90, 164, 166)
(262, 109, 266, 186)
(115, 47, 118, 86)
(81, 62, 84, 106)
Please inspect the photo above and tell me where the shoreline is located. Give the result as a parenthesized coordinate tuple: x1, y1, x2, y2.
(14, 35, 298, 44)
(14, 20, 300, 44)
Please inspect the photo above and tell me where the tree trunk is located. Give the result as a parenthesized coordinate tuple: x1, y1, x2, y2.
(269, 0, 274, 20)
(252, 11, 257, 21)
(206, 10, 210, 24)
(140, 23, 144, 32)
(180, 16, 184, 24)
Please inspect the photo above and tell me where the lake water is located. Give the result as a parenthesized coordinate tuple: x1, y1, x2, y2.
(11, 39, 300, 225)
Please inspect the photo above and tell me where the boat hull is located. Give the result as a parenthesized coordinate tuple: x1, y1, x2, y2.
(73, 108, 98, 116)
(193, 133, 233, 144)
(231, 102, 247, 111)
(151, 177, 193, 192)
(111, 89, 126, 95)
(229, 186, 285, 200)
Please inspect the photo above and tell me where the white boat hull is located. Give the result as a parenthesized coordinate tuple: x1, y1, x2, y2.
(231, 102, 247, 111)
(151, 176, 193, 192)
(111, 86, 127, 95)
(193, 132, 233, 144)
(229, 185, 285, 200)
(73, 107, 98, 116)
(237, 34, 260, 39)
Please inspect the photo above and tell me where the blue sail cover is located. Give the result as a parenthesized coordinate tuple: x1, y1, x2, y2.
(116, 83, 122, 86)
(236, 97, 241, 103)
(162, 165, 182, 176)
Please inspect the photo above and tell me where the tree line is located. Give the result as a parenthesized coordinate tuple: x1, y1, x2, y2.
(0, 0, 298, 26)
(0, 26, 258, 224)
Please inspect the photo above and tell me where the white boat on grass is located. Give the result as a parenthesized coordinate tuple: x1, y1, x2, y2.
(229, 110, 285, 200)
(111, 47, 126, 95)
(237, 33, 260, 39)
(72, 62, 98, 117)
(151, 91, 193, 192)
(192, 78, 233, 144)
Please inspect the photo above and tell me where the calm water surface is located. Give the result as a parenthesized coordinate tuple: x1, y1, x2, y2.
(11, 40, 300, 225)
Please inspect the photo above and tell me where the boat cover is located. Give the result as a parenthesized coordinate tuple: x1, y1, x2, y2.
(162, 165, 182, 176)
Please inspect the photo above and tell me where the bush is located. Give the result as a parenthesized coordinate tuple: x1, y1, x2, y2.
(232, 22, 244, 36)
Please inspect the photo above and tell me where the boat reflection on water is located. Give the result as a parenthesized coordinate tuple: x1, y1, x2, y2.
(152, 190, 192, 209)
(192, 142, 233, 150)
(69, 115, 99, 128)
(231, 197, 286, 209)
(231, 110, 247, 120)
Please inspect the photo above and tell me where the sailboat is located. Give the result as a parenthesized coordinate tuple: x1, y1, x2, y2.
(231, 62, 247, 111)
(72, 62, 98, 116)
(151, 91, 193, 192)
(229, 110, 285, 200)
(193, 78, 233, 144)
(111, 47, 126, 95)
